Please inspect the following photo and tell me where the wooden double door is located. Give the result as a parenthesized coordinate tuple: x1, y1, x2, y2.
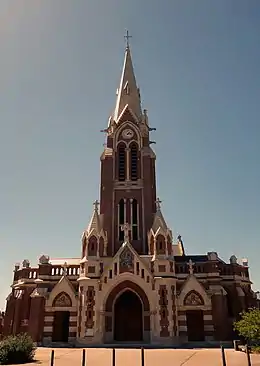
(114, 290, 143, 342)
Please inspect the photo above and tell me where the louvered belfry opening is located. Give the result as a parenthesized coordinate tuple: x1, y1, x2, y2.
(132, 199, 138, 240)
(118, 143, 126, 181)
(130, 142, 138, 180)
(118, 199, 125, 241)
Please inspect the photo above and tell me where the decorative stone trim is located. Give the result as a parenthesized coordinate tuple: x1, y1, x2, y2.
(158, 285, 169, 337)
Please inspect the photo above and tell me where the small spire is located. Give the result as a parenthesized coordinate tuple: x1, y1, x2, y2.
(113, 33, 142, 122)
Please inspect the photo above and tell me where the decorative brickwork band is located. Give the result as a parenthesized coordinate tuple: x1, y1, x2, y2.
(77, 286, 83, 337)
(171, 285, 177, 336)
(85, 286, 95, 329)
(159, 285, 169, 337)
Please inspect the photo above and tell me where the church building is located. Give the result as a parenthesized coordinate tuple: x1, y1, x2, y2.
(3, 39, 258, 346)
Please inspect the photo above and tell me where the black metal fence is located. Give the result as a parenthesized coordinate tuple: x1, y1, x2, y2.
(49, 345, 252, 366)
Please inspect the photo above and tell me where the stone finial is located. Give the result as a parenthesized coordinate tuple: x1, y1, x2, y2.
(120, 223, 131, 243)
(242, 258, 248, 267)
(22, 259, 30, 268)
(187, 259, 194, 275)
(62, 262, 68, 276)
(207, 252, 218, 261)
(230, 255, 237, 264)
(39, 255, 50, 265)
(14, 263, 20, 272)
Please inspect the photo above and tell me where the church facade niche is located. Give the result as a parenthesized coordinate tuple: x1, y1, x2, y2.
(53, 292, 72, 308)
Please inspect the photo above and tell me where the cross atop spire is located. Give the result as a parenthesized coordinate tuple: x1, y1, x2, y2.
(112, 35, 142, 123)
(124, 30, 132, 49)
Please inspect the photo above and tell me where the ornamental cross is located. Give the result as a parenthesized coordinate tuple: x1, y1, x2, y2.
(62, 261, 68, 276)
(187, 259, 194, 275)
(124, 30, 132, 48)
(155, 197, 162, 210)
(93, 200, 99, 211)
(120, 223, 131, 243)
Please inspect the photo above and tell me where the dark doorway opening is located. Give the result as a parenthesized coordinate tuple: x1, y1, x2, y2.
(186, 310, 205, 342)
(114, 290, 143, 342)
(52, 311, 70, 342)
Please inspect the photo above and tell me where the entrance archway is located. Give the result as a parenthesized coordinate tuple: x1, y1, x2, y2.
(52, 311, 70, 342)
(186, 310, 205, 342)
(114, 290, 143, 342)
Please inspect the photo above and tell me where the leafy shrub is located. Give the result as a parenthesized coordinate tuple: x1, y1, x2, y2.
(252, 345, 260, 354)
(0, 333, 36, 365)
(234, 308, 260, 344)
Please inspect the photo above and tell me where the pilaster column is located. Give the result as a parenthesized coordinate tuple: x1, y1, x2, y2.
(28, 296, 45, 342)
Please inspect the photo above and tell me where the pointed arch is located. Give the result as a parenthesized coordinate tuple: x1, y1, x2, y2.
(130, 141, 139, 181)
(131, 198, 138, 240)
(52, 292, 72, 308)
(82, 234, 87, 258)
(88, 236, 98, 256)
(167, 235, 172, 256)
(99, 236, 104, 257)
(184, 291, 204, 306)
(156, 234, 166, 255)
(117, 142, 126, 181)
(118, 199, 125, 241)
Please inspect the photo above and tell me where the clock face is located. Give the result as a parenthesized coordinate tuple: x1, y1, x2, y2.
(122, 128, 134, 139)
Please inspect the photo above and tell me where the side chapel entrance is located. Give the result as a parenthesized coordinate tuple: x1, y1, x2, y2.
(52, 311, 70, 342)
(51, 292, 72, 343)
(186, 310, 204, 342)
(114, 290, 143, 342)
(184, 291, 205, 342)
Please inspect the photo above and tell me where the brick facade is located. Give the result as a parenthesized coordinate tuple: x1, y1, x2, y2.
(3, 42, 258, 346)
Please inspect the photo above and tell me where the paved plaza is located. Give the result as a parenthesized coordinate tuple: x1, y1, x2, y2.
(16, 347, 260, 366)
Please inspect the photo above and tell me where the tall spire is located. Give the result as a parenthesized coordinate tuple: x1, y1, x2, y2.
(113, 32, 142, 122)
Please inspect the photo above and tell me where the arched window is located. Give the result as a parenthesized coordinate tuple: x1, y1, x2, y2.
(130, 143, 138, 181)
(88, 236, 98, 256)
(132, 199, 138, 240)
(118, 143, 126, 181)
(118, 199, 125, 241)
(156, 234, 166, 255)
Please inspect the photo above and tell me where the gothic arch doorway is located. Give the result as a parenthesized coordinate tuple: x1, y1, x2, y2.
(105, 280, 150, 343)
(114, 290, 143, 342)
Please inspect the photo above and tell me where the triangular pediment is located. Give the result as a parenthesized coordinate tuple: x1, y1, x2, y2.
(116, 104, 139, 125)
(178, 275, 211, 307)
(46, 275, 77, 308)
(101, 241, 152, 280)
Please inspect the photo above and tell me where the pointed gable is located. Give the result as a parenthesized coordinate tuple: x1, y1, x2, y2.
(101, 241, 152, 280)
(46, 275, 77, 308)
(178, 275, 211, 307)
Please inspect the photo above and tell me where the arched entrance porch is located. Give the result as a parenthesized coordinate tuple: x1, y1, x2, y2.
(104, 280, 151, 343)
(114, 290, 143, 341)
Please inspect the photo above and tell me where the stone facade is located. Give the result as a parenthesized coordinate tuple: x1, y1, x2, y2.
(3, 42, 258, 346)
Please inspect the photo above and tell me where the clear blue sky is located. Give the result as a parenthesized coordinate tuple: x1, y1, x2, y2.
(0, 0, 259, 309)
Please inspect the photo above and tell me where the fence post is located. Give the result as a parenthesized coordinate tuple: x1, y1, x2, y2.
(141, 347, 145, 366)
(82, 349, 86, 366)
(220, 345, 227, 366)
(50, 349, 54, 366)
(245, 345, 252, 366)
(112, 348, 116, 366)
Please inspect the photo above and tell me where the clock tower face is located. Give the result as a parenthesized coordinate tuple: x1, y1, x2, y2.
(122, 128, 134, 139)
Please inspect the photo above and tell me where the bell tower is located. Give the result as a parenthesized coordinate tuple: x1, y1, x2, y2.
(99, 39, 157, 256)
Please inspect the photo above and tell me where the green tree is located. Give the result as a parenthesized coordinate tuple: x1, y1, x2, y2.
(234, 308, 260, 343)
